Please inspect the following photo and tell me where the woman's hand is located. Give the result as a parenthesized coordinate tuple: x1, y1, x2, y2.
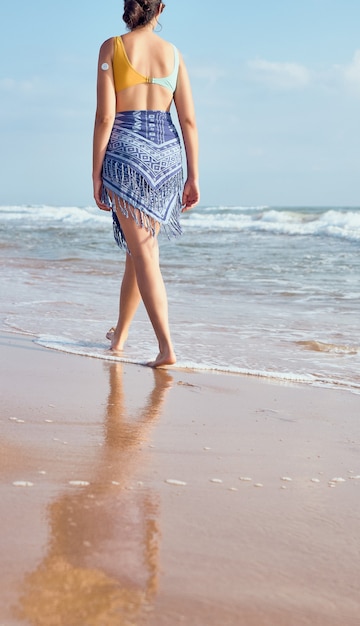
(181, 178, 200, 212)
(93, 176, 110, 211)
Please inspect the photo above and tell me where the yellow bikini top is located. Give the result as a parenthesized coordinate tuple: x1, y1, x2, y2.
(113, 36, 179, 93)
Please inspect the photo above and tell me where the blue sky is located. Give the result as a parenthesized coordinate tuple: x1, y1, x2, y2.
(1, 0, 359, 207)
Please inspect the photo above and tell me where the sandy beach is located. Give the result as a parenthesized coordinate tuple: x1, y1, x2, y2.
(1, 331, 359, 626)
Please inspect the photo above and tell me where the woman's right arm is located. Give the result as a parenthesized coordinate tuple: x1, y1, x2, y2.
(173, 54, 200, 211)
(93, 38, 116, 210)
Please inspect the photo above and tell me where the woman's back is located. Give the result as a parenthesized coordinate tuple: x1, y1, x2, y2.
(115, 31, 177, 113)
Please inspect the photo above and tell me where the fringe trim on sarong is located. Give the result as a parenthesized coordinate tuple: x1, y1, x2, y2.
(101, 165, 183, 253)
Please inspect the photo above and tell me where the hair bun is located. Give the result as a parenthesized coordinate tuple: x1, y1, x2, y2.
(123, 0, 160, 29)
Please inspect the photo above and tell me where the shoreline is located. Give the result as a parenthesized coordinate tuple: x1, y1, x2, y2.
(31, 332, 360, 395)
(1, 331, 360, 625)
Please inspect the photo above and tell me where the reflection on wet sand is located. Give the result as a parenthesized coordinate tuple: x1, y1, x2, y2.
(16, 363, 173, 626)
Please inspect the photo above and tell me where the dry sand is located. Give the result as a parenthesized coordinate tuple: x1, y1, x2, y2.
(0, 331, 359, 626)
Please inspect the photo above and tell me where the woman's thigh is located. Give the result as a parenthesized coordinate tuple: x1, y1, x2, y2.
(114, 199, 160, 263)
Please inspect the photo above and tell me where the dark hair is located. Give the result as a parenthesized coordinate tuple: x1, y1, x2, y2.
(123, 0, 162, 30)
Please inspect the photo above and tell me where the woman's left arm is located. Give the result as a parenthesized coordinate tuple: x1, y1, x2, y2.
(92, 38, 116, 210)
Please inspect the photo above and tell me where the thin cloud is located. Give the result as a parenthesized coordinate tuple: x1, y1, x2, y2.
(247, 58, 311, 90)
(0, 77, 37, 94)
(341, 49, 360, 91)
(189, 64, 227, 86)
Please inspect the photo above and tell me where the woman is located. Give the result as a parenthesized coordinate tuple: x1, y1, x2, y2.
(93, 0, 200, 368)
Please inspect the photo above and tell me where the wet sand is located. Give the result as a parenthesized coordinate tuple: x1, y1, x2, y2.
(1, 331, 360, 626)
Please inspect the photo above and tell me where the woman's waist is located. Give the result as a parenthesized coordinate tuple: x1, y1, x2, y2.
(114, 109, 172, 120)
(110, 110, 178, 141)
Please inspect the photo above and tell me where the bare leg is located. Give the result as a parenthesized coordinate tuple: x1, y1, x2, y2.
(110, 253, 142, 351)
(114, 205, 176, 368)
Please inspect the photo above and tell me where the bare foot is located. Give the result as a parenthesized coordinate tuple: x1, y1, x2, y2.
(147, 349, 176, 368)
(110, 337, 126, 351)
(106, 327, 115, 340)
(107, 328, 128, 351)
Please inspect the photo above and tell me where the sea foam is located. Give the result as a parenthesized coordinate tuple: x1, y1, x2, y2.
(183, 206, 360, 242)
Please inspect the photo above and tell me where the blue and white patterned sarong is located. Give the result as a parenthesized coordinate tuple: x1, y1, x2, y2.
(101, 110, 184, 252)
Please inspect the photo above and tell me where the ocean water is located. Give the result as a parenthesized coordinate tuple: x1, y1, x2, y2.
(1, 204, 359, 393)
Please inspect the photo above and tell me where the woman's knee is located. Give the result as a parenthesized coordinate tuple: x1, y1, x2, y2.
(131, 241, 159, 270)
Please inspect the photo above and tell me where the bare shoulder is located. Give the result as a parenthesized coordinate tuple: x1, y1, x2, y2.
(158, 35, 183, 56)
(177, 49, 188, 73)
(154, 33, 178, 53)
(171, 45, 185, 66)
(99, 37, 115, 55)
